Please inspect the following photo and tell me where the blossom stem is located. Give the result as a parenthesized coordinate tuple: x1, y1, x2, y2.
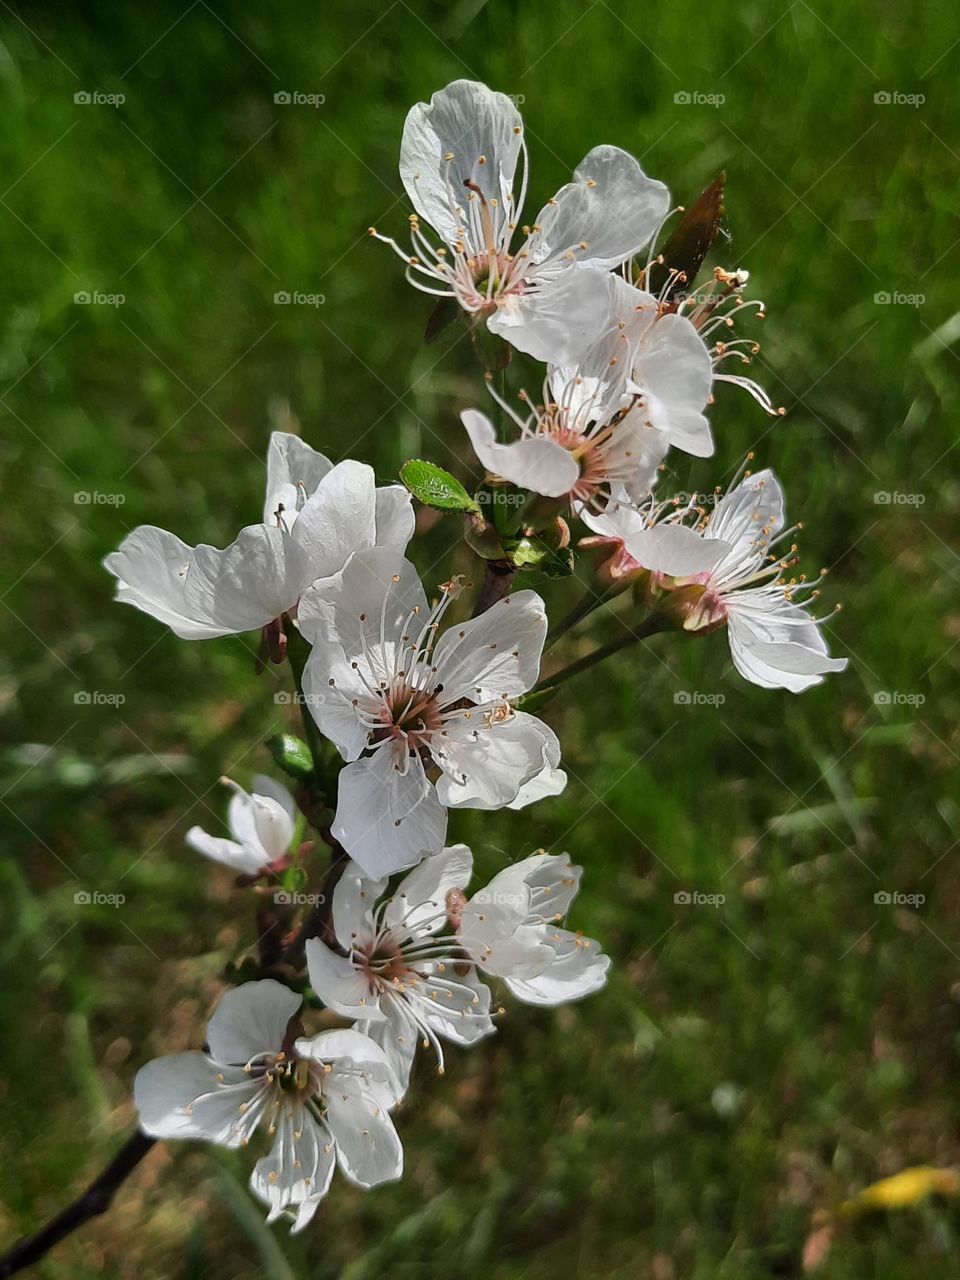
(472, 557, 516, 617)
(282, 616, 327, 778)
(0, 1130, 157, 1277)
(546, 584, 620, 649)
(535, 614, 668, 692)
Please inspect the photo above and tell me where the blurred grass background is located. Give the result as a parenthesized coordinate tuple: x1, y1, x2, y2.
(1, 1, 959, 1276)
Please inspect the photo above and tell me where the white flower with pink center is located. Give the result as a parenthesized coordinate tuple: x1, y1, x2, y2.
(134, 980, 403, 1234)
(298, 548, 563, 878)
(372, 79, 670, 365)
(306, 846, 608, 1092)
(667, 469, 848, 692)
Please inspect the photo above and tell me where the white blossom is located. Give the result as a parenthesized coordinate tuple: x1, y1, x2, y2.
(298, 547, 563, 878)
(104, 432, 414, 640)
(306, 846, 608, 1091)
(661, 469, 848, 692)
(134, 980, 403, 1232)
(372, 79, 670, 365)
(186, 775, 299, 877)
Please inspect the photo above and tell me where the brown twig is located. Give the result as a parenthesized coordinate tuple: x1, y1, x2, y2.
(0, 1130, 157, 1278)
(472, 557, 516, 616)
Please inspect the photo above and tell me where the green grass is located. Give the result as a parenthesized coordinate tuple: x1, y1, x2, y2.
(1, 2, 959, 1276)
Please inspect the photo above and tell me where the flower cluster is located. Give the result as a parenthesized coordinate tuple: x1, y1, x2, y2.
(103, 80, 847, 1232)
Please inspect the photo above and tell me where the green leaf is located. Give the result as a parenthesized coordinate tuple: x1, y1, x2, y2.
(646, 171, 726, 301)
(266, 733, 314, 781)
(400, 459, 480, 513)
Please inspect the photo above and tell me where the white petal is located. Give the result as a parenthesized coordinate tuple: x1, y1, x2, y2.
(487, 267, 615, 365)
(250, 775, 298, 824)
(290, 460, 379, 582)
(434, 711, 560, 811)
(705, 469, 785, 546)
(506, 761, 567, 810)
(375, 484, 416, 553)
(332, 751, 447, 877)
(297, 547, 427, 655)
(249, 1109, 335, 1227)
(630, 312, 714, 456)
(305, 937, 385, 1022)
(331, 861, 384, 950)
(324, 1082, 403, 1188)
(185, 826, 267, 876)
(461, 408, 578, 497)
(432, 588, 547, 701)
(359, 1000, 418, 1098)
(205, 979, 301, 1066)
(134, 1052, 256, 1146)
(528, 145, 669, 268)
(298, 1027, 404, 1108)
(624, 523, 731, 575)
(726, 596, 847, 693)
(412, 963, 496, 1047)
(505, 927, 610, 1005)
(262, 432, 333, 526)
(385, 843, 474, 937)
(400, 79, 523, 248)
(105, 524, 318, 639)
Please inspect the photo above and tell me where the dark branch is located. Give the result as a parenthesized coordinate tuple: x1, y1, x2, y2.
(472, 557, 516, 616)
(0, 1130, 157, 1278)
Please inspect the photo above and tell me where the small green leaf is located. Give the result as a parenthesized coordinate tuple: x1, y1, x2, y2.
(400, 459, 480, 513)
(266, 733, 314, 781)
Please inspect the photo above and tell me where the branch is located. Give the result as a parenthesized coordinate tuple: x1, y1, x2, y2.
(472, 557, 516, 616)
(0, 1130, 157, 1278)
